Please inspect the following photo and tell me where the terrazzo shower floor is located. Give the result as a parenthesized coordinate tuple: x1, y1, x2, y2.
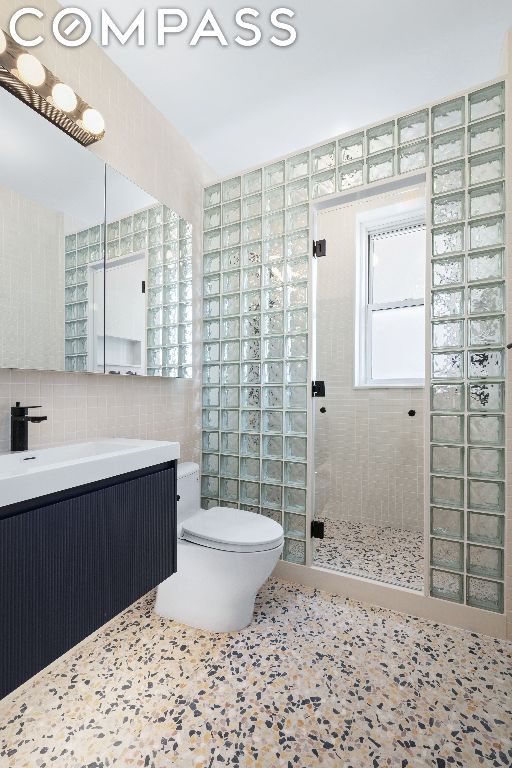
(2, 579, 511, 767)
(314, 517, 424, 591)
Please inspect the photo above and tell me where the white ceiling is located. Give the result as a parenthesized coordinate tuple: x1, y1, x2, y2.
(84, 2, 511, 175)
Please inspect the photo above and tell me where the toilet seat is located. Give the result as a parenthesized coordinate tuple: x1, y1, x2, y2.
(181, 507, 284, 553)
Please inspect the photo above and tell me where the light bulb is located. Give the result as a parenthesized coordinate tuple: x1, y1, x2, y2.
(0, 29, 7, 55)
(52, 82, 77, 113)
(82, 108, 105, 136)
(17, 53, 45, 87)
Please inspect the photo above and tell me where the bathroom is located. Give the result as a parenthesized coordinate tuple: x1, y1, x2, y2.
(0, 1, 511, 765)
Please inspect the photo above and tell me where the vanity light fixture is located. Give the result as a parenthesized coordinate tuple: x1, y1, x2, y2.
(0, 27, 105, 146)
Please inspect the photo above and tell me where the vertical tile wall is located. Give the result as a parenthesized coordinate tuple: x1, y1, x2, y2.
(202, 79, 507, 585)
(65, 205, 193, 378)
(430, 82, 506, 612)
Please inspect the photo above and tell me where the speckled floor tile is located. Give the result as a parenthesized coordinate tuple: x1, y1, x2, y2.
(1, 579, 510, 767)
(313, 517, 424, 591)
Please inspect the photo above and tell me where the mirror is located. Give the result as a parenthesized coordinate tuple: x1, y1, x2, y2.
(0, 88, 192, 378)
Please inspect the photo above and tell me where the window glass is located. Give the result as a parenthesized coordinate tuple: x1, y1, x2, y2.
(370, 226, 425, 304)
(371, 305, 425, 381)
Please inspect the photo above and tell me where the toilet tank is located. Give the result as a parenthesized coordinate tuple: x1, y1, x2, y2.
(177, 462, 200, 526)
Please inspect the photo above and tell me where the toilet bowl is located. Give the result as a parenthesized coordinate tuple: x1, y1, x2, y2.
(155, 463, 284, 632)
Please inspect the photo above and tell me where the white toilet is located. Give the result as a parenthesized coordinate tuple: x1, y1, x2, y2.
(155, 463, 284, 632)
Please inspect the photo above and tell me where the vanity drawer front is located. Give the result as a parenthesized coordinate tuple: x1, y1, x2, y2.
(0, 463, 176, 699)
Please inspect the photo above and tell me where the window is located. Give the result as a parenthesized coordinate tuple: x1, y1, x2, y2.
(356, 209, 426, 386)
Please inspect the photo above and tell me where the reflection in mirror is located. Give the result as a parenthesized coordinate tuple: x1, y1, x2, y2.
(0, 86, 106, 373)
(101, 166, 193, 378)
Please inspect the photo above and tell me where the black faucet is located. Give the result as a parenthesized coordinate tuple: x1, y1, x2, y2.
(10, 403, 48, 452)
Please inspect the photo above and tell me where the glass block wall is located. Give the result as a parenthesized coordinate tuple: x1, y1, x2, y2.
(202, 79, 507, 583)
(430, 82, 506, 612)
(65, 205, 193, 377)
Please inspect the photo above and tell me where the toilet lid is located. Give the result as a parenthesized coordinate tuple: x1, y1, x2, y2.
(181, 507, 284, 553)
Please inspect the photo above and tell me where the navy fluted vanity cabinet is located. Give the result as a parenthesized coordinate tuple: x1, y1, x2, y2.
(0, 461, 177, 699)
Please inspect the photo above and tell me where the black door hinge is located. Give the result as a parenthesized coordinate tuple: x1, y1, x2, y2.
(312, 380, 326, 398)
(142, 280, 146, 294)
(313, 239, 326, 258)
(311, 520, 325, 539)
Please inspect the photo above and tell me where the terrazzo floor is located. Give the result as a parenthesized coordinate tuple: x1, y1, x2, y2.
(313, 517, 424, 591)
(1, 579, 511, 768)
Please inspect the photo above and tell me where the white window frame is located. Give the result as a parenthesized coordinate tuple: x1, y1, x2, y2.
(355, 199, 426, 388)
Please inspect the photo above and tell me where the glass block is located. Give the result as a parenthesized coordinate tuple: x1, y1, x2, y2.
(287, 258, 308, 283)
(312, 142, 336, 172)
(432, 288, 464, 318)
(240, 433, 260, 456)
(284, 462, 307, 488)
(468, 116, 504, 154)
(287, 204, 309, 233)
(203, 275, 220, 297)
(338, 160, 364, 190)
(242, 266, 261, 292)
(264, 212, 285, 238)
(264, 186, 285, 214)
(286, 335, 308, 359)
(263, 263, 284, 287)
(264, 337, 284, 360)
(431, 475, 464, 508)
(220, 478, 239, 502)
(468, 415, 504, 446)
(223, 223, 241, 248)
(470, 82, 504, 121)
(467, 349, 504, 379)
(243, 242, 262, 267)
(286, 178, 309, 207)
(203, 342, 220, 363)
(202, 475, 219, 498)
(221, 432, 239, 455)
(240, 457, 260, 481)
(241, 362, 260, 384)
(222, 341, 240, 362)
(262, 460, 283, 484)
(285, 411, 308, 435)
(204, 206, 221, 230)
(223, 317, 241, 340)
(222, 364, 240, 385)
(432, 160, 465, 195)
(432, 193, 464, 225)
(240, 481, 259, 505)
(431, 507, 463, 540)
(203, 387, 220, 407)
(264, 236, 284, 263)
(223, 177, 241, 202)
(286, 386, 307, 409)
(466, 577, 503, 612)
(431, 352, 463, 380)
(311, 169, 336, 199)
(243, 168, 262, 195)
(286, 284, 308, 309)
(221, 409, 239, 431)
(221, 455, 239, 479)
(241, 386, 260, 408)
(204, 229, 221, 253)
(468, 447, 504, 480)
(263, 287, 283, 312)
(262, 386, 283, 409)
(432, 321, 464, 349)
(431, 445, 464, 475)
(468, 512, 504, 547)
(285, 361, 308, 384)
(284, 487, 306, 514)
(261, 484, 282, 510)
(285, 512, 306, 539)
(262, 411, 283, 433)
(205, 183, 221, 208)
(367, 121, 394, 153)
(468, 382, 504, 413)
(432, 98, 464, 133)
(431, 414, 464, 444)
(223, 294, 240, 317)
(469, 149, 504, 186)
(263, 435, 283, 459)
(367, 150, 395, 182)
(467, 249, 503, 283)
(284, 538, 306, 565)
(222, 387, 239, 408)
(430, 569, 463, 602)
(398, 140, 428, 173)
(242, 339, 261, 361)
(468, 316, 504, 347)
(432, 224, 464, 256)
(286, 152, 309, 181)
(265, 161, 285, 188)
(398, 110, 428, 144)
(468, 479, 504, 513)
(469, 182, 505, 218)
(285, 436, 307, 461)
(264, 312, 284, 336)
(202, 431, 219, 452)
(432, 128, 465, 164)
(222, 247, 241, 270)
(242, 315, 261, 338)
(431, 538, 463, 571)
(469, 216, 504, 250)
(432, 256, 464, 287)
(431, 383, 464, 412)
(243, 217, 262, 243)
(243, 194, 262, 221)
(286, 230, 309, 259)
(338, 132, 364, 163)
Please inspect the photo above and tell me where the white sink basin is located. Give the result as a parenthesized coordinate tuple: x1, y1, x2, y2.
(0, 439, 180, 508)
